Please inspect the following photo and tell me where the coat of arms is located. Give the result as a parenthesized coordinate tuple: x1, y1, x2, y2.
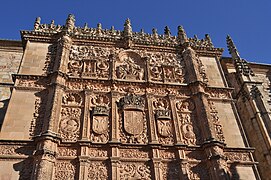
(123, 110, 144, 135)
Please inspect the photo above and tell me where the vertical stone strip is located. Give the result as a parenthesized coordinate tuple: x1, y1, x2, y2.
(81, 90, 91, 140)
(146, 93, 159, 144)
(110, 91, 119, 142)
(168, 94, 183, 144)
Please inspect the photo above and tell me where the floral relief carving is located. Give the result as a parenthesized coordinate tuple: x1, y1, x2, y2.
(59, 107, 81, 141)
(29, 97, 45, 138)
(88, 148, 108, 157)
(118, 93, 148, 144)
(88, 161, 109, 179)
(119, 148, 149, 159)
(62, 92, 82, 106)
(224, 152, 251, 162)
(54, 160, 76, 180)
(57, 147, 77, 156)
(159, 149, 176, 159)
(119, 162, 151, 180)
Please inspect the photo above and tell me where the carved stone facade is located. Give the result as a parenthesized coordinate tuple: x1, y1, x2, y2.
(0, 14, 269, 179)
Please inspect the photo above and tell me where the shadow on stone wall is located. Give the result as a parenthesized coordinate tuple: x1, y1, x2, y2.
(0, 99, 9, 130)
(13, 145, 35, 180)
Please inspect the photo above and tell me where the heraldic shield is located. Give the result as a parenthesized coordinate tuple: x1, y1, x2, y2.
(92, 116, 108, 135)
(123, 110, 144, 135)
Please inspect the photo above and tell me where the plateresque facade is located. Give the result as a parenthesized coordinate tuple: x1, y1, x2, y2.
(0, 14, 271, 179)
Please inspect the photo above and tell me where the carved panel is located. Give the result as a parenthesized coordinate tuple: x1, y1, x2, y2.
(119, 162, 151, 179)
(54, 160, 76, 180)
(0, 145, 34, 156)
(159, 149, 176, 159)
(68, 46, 113, 79)
(115, 51, 145, 81)
(176, 100, 199, 145)
(88, 148, 108, 157)
(119, 148, 149, 159)
(58, 147, 77, 157)
(209, 101, 225, 142)
(224, 152, 251, 162)
(88, 161, 109, 179)
(59, 107, 81, 141)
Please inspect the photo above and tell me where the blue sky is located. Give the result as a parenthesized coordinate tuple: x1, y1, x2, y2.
(1, 0, 270, 64)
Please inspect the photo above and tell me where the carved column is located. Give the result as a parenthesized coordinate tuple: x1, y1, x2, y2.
(146, 93, 159, 144)
(78, 145, 89, 180)
(110, 146, 120, 179)
(32, 139, 57, 180)
(152, 148, 163, 180)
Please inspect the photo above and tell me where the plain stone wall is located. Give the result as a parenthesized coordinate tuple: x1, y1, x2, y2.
(19, 41, 50, 75)
(0, 89, 37, 140)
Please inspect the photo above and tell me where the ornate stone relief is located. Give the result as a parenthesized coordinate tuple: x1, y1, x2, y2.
(68, 45, 113, 78)
(176, 100, 198, 145)
(0, 145, 33, 156)
(88, 148, 108, 157)
(208, 101, 225, 142)
(206, 88, 231, 99)
(59, 107, 81, 141)
(66, 81, 111, 92)
(159, 149, 176, 159)
(115, 51, 145, 81)
(57, 146, 77, 157)
(153, 98, 174, 145)
(90, 94, 110, 143)
(143, 51, 185, 83)
(119, 162, 151, 180)
(54, 160, 76, 180)
(119, 148, 149, 159)
(88, 161, 109, 179)
(62, 92, 82, 106)
(30, 97, 46, 138)
(224, 152, 251, 162)
(161, 161, 180, 180)
(43, 44, 57, 74)
(118, 93, 148, 144)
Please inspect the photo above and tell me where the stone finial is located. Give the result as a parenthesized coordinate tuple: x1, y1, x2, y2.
(34, 17, 41, 30)
(164, 26, 171, 36)
(83, 23, 88, 30)
(152, 28, 158, 38)
(205, 34, 212, 43)
(177, 26, 188, 44)
(226, 35, 254, 76)
(124, 18, 132, 37)
(65, 14, 75, 33)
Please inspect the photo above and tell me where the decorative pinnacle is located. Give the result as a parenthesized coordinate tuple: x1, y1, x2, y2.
(124, 18, 132, 37)
(177, 26, 188, 44)
(34, 17, 41, 30)
(226, 35, 254, 77)
(226, 35, 241, 60)
(65, 14, 75, 32)
(152, 28, 158, 38)
(164, 26, 171, 36)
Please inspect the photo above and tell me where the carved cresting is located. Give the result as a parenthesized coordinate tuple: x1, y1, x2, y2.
(118, 93, 148, 144)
